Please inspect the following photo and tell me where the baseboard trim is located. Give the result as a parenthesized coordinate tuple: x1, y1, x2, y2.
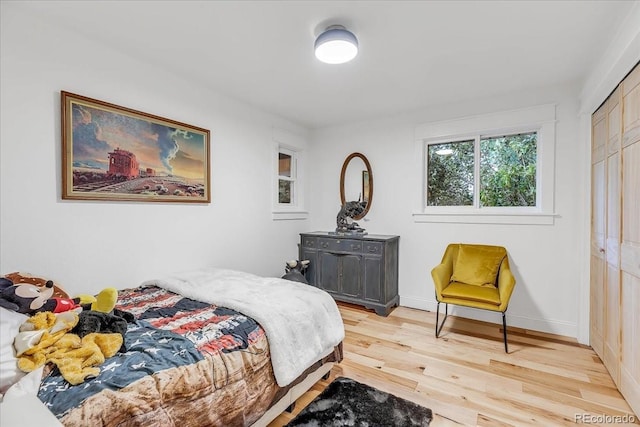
(399, 295, 578, 339)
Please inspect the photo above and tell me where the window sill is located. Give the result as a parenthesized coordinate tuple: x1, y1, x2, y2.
(272, 210, 309, 221)
(412, 211, 556, 225)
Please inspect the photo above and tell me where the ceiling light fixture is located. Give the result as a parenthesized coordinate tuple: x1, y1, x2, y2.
(435, 148, 454, 156)
(314, 25, 358, 64)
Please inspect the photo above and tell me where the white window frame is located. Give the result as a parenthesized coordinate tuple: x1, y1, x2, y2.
(413, 104, 557, 225)
(278, 147, 296, 205)
(272, 129, 308, 221)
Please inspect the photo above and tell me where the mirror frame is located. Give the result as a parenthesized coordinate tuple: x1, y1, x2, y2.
(340, 152, 373, 221)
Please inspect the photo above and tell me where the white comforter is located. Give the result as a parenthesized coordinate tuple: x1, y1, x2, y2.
(142, 268, 344, 387)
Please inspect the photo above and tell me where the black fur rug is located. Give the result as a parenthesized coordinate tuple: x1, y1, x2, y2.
(286, 377, 433, 426)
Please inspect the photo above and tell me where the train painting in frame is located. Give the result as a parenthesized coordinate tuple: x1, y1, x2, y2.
(61, 91, 211, 203)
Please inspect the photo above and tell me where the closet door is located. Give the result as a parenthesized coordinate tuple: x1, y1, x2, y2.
(590, 104, 607, 358)
(604, 87, 622, 385)
(620, 64, 640, 416)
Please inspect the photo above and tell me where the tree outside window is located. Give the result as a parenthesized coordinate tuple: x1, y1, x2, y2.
(427, 140, 474, 206)
(426, 132, 537, 208)
(480, 132, 536, 207)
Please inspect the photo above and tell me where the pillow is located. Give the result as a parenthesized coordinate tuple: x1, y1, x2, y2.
(450, 245, 506, 287)
(0, 307, 28, 395)
(2, 272, 69, 299)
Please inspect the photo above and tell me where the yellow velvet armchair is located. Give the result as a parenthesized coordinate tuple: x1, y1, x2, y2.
(431, 243, 516, 352)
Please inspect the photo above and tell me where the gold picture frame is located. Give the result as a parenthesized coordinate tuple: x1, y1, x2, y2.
(61, 91, 211, 203)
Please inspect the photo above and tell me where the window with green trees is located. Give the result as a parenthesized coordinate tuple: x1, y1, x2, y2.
(427, 132, 537, 208)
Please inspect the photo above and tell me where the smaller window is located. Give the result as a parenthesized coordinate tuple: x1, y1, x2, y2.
(278, 149, 296, 205)
(480, 132, 537, 207)
(272, 129, 308, 220)
(427, 140, 474, 206)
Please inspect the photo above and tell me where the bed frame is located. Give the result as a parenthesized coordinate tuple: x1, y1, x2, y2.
(252, 361, 334, 427)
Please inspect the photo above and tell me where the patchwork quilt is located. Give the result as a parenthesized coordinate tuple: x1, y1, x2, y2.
(38, 286, 279, 426)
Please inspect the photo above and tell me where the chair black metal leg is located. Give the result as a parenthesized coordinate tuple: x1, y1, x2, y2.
(435, 302, 448, 338)
(502, 311, 508, 353)
(435, 301, 439, 337)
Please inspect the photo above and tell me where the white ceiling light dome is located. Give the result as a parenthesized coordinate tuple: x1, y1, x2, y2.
(314, 25, 358, 64)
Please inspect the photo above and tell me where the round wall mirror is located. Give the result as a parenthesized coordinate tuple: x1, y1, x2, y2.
(340, 152, 373, 220)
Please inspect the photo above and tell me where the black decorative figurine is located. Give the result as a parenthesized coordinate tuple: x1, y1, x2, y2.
(335, 201, 367, 234)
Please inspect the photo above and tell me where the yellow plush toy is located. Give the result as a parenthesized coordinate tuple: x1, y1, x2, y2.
(45, 332, 122, 385)
(16, 310, 123, 385)
(75, 287, 118, 313)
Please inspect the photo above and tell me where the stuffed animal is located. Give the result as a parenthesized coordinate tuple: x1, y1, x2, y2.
(71, 310, 130, 353)
(77, 288, 118, 314)
(282, 260, 310, 284)
(16, 311, 123, 385)
(72, 288, 131, 352)
(1, 272, 68, 298)
(0, 279, 117, 316)
(0, 280, 82, 315)
(0, 277, 13, 288)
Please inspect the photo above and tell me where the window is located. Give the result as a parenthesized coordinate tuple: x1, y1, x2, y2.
(278, 149, 295, 204)
(272, 127, 308, 220)
(414, 104, 556, 224)
(480, 132, 537, 207)
(427, 132, 537, 208)
(427, 140, 474, 206)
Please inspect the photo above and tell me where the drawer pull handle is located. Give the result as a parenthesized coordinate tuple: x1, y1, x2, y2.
(320, 242, 329, 248)
(368, 246, 378, 252)
(351, 244, 361, 250)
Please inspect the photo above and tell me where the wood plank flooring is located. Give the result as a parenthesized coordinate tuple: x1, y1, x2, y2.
(269, 303, 639, 426)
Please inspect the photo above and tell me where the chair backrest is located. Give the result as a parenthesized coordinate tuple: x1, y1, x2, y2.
(443, 243, 508, 262)
(446, 243, 508, 287)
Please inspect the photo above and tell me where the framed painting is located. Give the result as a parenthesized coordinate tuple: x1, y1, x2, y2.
(61, 91, 211, 203)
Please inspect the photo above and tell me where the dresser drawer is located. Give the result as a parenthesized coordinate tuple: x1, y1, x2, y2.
(302, 236, 318, 249)
(363, 242, 383, 255)
(318, 238, 363, 253)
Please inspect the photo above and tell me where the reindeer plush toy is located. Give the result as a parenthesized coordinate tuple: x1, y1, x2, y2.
(282, 260, 310, 284)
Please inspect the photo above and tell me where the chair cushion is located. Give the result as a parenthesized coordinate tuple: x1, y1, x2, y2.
(450, 244, 506, 287)
(441, 281, 502, 306)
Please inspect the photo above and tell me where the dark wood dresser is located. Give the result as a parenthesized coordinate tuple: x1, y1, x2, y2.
(299, 232, 399, 316)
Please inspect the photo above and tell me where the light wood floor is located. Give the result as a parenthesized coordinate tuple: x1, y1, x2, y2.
(269, 303, 639, 426)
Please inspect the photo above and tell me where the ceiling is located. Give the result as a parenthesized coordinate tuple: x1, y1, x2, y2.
(14, 1, 635, 128)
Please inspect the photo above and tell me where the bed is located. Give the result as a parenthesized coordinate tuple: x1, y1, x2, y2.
(1, 268, 345, 426)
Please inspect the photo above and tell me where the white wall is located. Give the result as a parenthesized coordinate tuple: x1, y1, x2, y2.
(309, 83, 586, 338)
(0, 4, 310, 296)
